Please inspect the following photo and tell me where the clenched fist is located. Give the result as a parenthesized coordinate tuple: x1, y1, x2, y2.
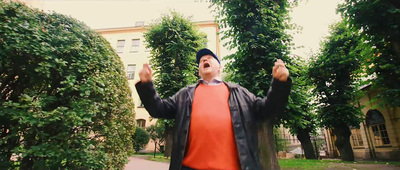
(139, 63, 153, 83)
(272, 59, 289, 82)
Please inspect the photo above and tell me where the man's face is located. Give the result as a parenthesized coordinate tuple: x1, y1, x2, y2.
(198, 54, 220, 79)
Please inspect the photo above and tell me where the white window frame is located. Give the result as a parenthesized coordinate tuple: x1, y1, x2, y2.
(203, 35, 208, 48)
(116, 40, 125, 53)
(127, 64, 136, 80)
(130, 39, 140, 52)
(371, 123, 391, 146)
(136, 119, 146, 128)
(351, 128, 364, 147)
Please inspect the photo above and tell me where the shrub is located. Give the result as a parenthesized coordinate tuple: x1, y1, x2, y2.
(132, 127, 150, 153)
(0, 1, 135, 169)
(146, 120, 166, 153)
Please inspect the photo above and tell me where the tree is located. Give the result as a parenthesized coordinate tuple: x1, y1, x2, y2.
(213, 0, 294, 169)
(143, 11, 205, 157)
(308, 21, 365, 161)
(132, 127, 150, 153)
(338, 0, 400, 107)
(273, 127, 288, 153)
(0, 1, 135, 169)
(280, 56, 318, 159)
(146, 120, 166, 157)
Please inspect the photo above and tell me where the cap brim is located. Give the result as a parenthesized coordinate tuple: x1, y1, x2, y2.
(196, 48, 219, 64)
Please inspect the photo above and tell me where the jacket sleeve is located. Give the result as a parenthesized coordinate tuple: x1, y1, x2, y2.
(135, 81, 177, 119)
(251, 78, 292, 120)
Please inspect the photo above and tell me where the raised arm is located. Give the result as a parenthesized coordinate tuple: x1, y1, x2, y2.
(253, 59, 291, 119)
(252, 78, 292, 120)
(135, 64, 176, 119)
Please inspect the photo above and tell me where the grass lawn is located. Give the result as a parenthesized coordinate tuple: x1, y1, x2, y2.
(147, 156, 171, 163)
(133, 153, 170, 163)
(132, 153, 400, 169)
(279, 159, 335, 169)
(279, 159, 400, 170)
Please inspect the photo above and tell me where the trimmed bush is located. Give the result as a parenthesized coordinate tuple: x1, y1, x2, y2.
(0, 1, 135, 169)
(132, 127, 150, 153)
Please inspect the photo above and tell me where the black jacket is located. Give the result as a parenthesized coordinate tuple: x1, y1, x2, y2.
(135, 79, 291, 170)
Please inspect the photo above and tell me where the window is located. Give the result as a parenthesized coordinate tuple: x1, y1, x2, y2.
(371, 124, 390, 146)
(351, 128, 364, 147)
(136, 119, 146, 128)
(127, 64, 136, 80)
(130, 39, 140, 52)
(135, 21, 145, 27)
(203, 35, 208, 48)
(116, 40, 125, 53)
(366, 109, 390, 146)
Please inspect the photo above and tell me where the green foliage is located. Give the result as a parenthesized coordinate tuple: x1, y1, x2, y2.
(144, 11, 205, 129)
(338, 0, 400, 107)
(143, 11, 205, 157)
(146, 120, 165, 153)
(279, 56, 318, 160)
(213, 0, 317, 159)
(281, 56, 317, 137)
(308, 21, 364, 129)
(132, 127, 150, 153)
(213, 0, 300, 167)
(144, 11, 205, 99)
(214, 0, 293, 97)
(0, 1, 135, 169)
(273, 127, 288, 152)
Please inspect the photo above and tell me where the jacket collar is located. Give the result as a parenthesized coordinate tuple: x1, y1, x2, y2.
(186, 81, 239, 103)
(187, 81, 239, 90)
(197, 77, 223, 85)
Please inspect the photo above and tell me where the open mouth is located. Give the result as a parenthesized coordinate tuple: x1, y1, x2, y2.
(204, 63, 210, 68)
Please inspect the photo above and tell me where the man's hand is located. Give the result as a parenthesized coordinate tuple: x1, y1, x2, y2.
(272, 59, 289, 82)
(139, 63, 152, 83)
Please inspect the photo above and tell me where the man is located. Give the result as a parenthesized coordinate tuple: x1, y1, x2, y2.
(136, 48, 291, 170)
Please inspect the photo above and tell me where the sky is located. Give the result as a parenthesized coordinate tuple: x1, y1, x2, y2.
(290, 0, 343, 60)
(25, 0, 343, 60)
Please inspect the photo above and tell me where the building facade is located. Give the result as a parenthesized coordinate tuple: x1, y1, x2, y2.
(96, 21, 220, 152)
(325, 85, 400, 160)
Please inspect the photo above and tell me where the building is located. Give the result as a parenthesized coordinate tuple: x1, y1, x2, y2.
(278, 125, 302, 151)
(324, 85, 400, 160)
(96, 21, 220, 152)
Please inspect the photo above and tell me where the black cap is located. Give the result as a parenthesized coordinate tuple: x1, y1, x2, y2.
(196, 48, 220, 65)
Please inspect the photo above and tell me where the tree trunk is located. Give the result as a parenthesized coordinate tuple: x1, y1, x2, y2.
(0, 122, 20, 169)
(21, 134, 34, 169)
(258, 119, 280, 170)
(163, 125, 174, 158)
(21, 156, 34, 169)
(332, 126, 354, 161)
(390, 39, 400, 61)
(389, 0, 400, 9)
(0, 123, 13, 169)
(154, 141, 157, 158)
(296, 128, 317, 159)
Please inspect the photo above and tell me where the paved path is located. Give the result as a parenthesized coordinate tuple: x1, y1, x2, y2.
(123, 157, 400, 170)
(124, 157, 169, 170)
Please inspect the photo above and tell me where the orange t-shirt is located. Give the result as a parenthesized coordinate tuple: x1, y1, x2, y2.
(182, 83, 240, 170)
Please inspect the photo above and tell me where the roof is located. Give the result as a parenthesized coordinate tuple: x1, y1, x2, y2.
(95, 20, 217, 33)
